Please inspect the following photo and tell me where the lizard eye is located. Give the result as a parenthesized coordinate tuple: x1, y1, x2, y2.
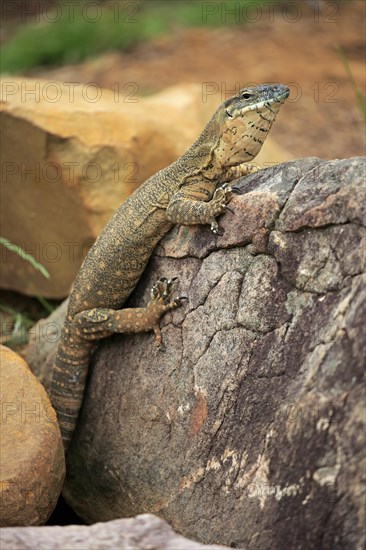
(241, 92, 253, 100)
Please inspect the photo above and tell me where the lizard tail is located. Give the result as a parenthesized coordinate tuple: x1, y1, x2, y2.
(50, 332, 94, 450)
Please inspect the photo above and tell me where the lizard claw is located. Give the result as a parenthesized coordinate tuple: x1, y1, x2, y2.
(157, 343, 166, 353)
(221, 183, 240, 194)
(210, 220, 224, 236)
(172, 295, 188, 308)
(224, 205, 235, 214)
(210, 220, 219, 233)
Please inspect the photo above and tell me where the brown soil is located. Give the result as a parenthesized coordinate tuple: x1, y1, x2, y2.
(29, 0, 366, 160)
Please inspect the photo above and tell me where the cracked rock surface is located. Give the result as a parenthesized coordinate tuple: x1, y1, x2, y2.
(60, 158, 365, 549)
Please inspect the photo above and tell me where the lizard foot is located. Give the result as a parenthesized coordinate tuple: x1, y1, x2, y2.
(209, 185, 237, 235)
(149, 277, 187, 310)
(148, 277, 187, 348)
(73, 278, 187, 348)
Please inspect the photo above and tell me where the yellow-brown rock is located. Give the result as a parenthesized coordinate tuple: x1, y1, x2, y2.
(0, 78, 290, 298)
(0, 345, 65, 526)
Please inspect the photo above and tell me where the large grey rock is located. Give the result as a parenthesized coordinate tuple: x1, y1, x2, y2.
(35, 158, 365, 549)
(0, 514, 231, 549)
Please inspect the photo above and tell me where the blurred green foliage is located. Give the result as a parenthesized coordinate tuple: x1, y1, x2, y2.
(335, 45, 366, 125)
(1, 0, 274, 73)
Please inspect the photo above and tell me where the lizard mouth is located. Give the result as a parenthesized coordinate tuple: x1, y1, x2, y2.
(246, 89, 290, 113)
(225, 84, 290, 119)
(226, 93, 288, 118)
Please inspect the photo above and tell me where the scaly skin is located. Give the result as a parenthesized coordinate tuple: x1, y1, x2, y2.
(51, 84, 289, 449)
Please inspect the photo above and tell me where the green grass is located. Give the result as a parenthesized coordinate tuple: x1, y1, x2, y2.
(335, 44, 366, 125)
(1, 0, 274, 74)
(0, 238, 50, 279)
(0, 302, 34, 349)
(0, 296, 56, 349)
(0, 238, 54, 348)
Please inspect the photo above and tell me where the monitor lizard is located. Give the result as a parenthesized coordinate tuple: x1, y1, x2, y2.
(50, 83, 290, 450)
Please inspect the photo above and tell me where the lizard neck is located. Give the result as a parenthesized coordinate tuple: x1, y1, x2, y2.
(170, 115, 226, 186)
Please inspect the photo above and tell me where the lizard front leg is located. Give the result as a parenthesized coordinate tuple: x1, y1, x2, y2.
(166, 180, 235, 234)
(73, 278, 184, 348)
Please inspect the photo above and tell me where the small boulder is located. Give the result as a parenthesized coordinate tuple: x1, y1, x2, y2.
(0, 345, 65, 526)
(0, 514, 232, 550)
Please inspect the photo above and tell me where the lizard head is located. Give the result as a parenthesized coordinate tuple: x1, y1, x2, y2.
(214, 83, 290, 167)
